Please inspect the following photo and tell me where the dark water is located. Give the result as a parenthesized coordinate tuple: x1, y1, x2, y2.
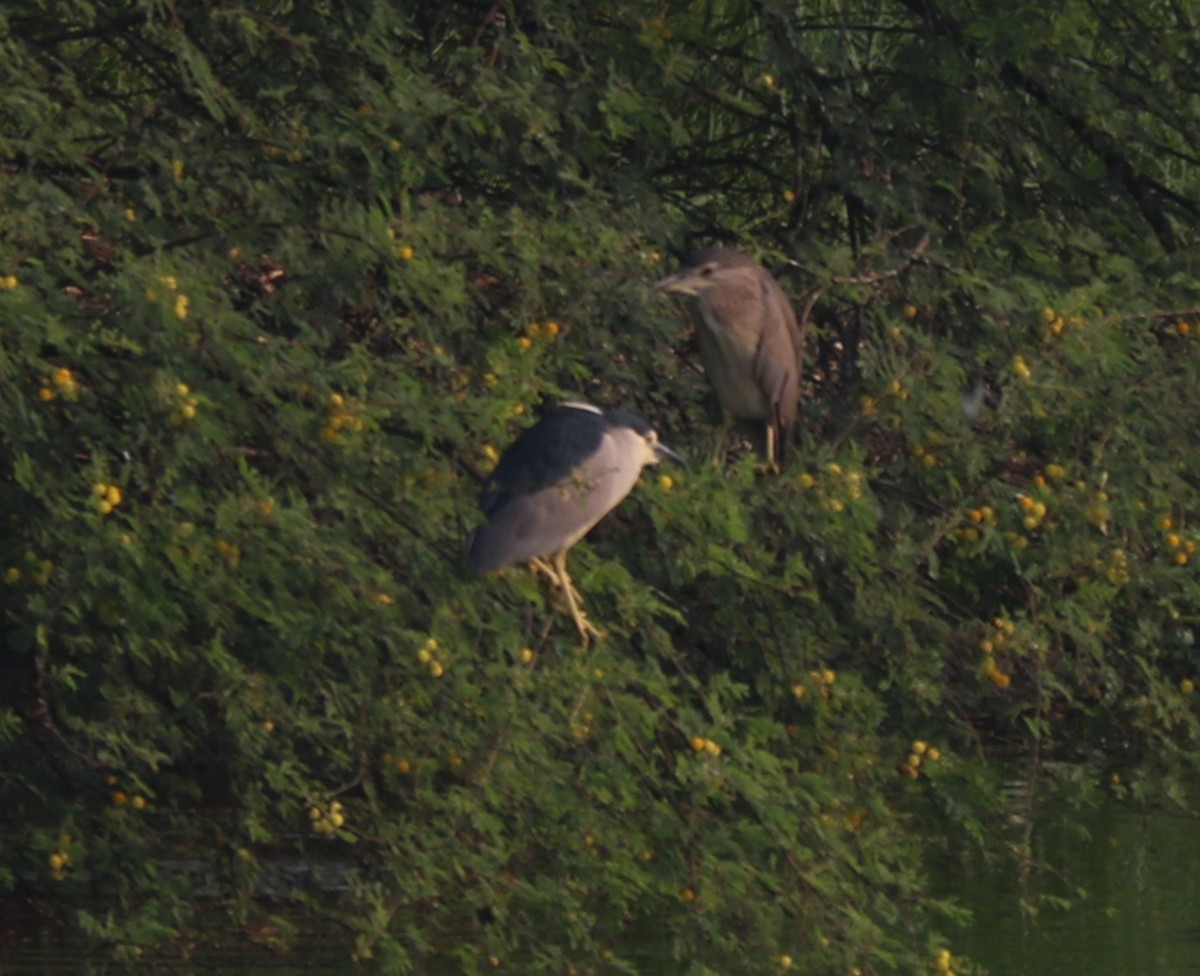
(939, 798, 1200, 976)
(4, 799, 1198, 974)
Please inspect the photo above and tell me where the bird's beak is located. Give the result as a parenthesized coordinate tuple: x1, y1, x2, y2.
(654, 442, 686, 466)
(651, 269, 697, 296)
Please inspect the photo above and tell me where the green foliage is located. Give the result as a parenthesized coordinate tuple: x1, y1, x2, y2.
(2, 0, 1200, 972)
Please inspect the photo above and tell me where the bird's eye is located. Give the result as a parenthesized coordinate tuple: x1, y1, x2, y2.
(700, 265, 715, 277)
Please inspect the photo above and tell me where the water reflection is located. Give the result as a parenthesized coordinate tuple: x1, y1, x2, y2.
(938, 798, 1200, 976)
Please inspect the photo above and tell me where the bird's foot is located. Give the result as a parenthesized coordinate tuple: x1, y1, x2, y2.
(568, 605, 605, 646)
(530, 557, 604, 645)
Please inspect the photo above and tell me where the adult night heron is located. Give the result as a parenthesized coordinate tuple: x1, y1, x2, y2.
(466, 401, 683, 642)
(653, 246, 804, 466)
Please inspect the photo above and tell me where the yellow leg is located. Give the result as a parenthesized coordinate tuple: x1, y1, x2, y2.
(554, 550, 603, 645)
(758, 422, 782, 474)
(529, 553, 603, 644)
(529, 556, 563, 588)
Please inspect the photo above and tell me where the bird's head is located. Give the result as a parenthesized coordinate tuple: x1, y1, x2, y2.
(602, 407, 685, 468)
(651, 246, 751, 298)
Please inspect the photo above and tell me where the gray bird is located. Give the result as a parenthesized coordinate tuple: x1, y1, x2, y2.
(653, 246, 804, 467)
(467, 401, 683, 642)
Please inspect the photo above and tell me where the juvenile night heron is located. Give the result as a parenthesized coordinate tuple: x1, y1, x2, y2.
(466, 401, 683, 642)
(653, 246, 804, 466)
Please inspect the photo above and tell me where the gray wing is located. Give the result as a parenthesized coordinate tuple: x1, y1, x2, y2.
(466, 435, 634, 574)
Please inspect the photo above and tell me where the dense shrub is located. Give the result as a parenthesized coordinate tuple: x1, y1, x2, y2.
(2, 1, 1198, 972)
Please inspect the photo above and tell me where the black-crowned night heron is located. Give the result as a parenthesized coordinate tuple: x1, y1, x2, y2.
(466, 401, 683, 642)
(653, 246, 804, 467)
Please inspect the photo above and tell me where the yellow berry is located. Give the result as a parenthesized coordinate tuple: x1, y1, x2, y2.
(912, 740, 928, 755)
(397, 245, 414, 261)
(428, 660, 445, 678)
(926, 747, 941, 762)
(1175, 552, 1188, 566)
(105, 485, 122, 506)
(37, 387, 55, 402)
(659, 474, 674, 491)
(131, 795, 147, 810)
(1160, 517, 1174, 530)
(1167, 533, 1181, 548)
(703, 739, 722, 757)
(174, 295, 190, 319)
(112, 791, 129, 806)
(690, 736, 706, 752)
(520, 647, 534, 664)
(1180, 679, 1195, 694)
(517, 336, 533, 351)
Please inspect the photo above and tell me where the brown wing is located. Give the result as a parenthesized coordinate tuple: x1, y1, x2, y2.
(751, 272, 804, 464)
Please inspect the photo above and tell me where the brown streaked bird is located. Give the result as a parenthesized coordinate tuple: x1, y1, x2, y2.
(466, 401, 683, 644)
(653, 246, 804, 467)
